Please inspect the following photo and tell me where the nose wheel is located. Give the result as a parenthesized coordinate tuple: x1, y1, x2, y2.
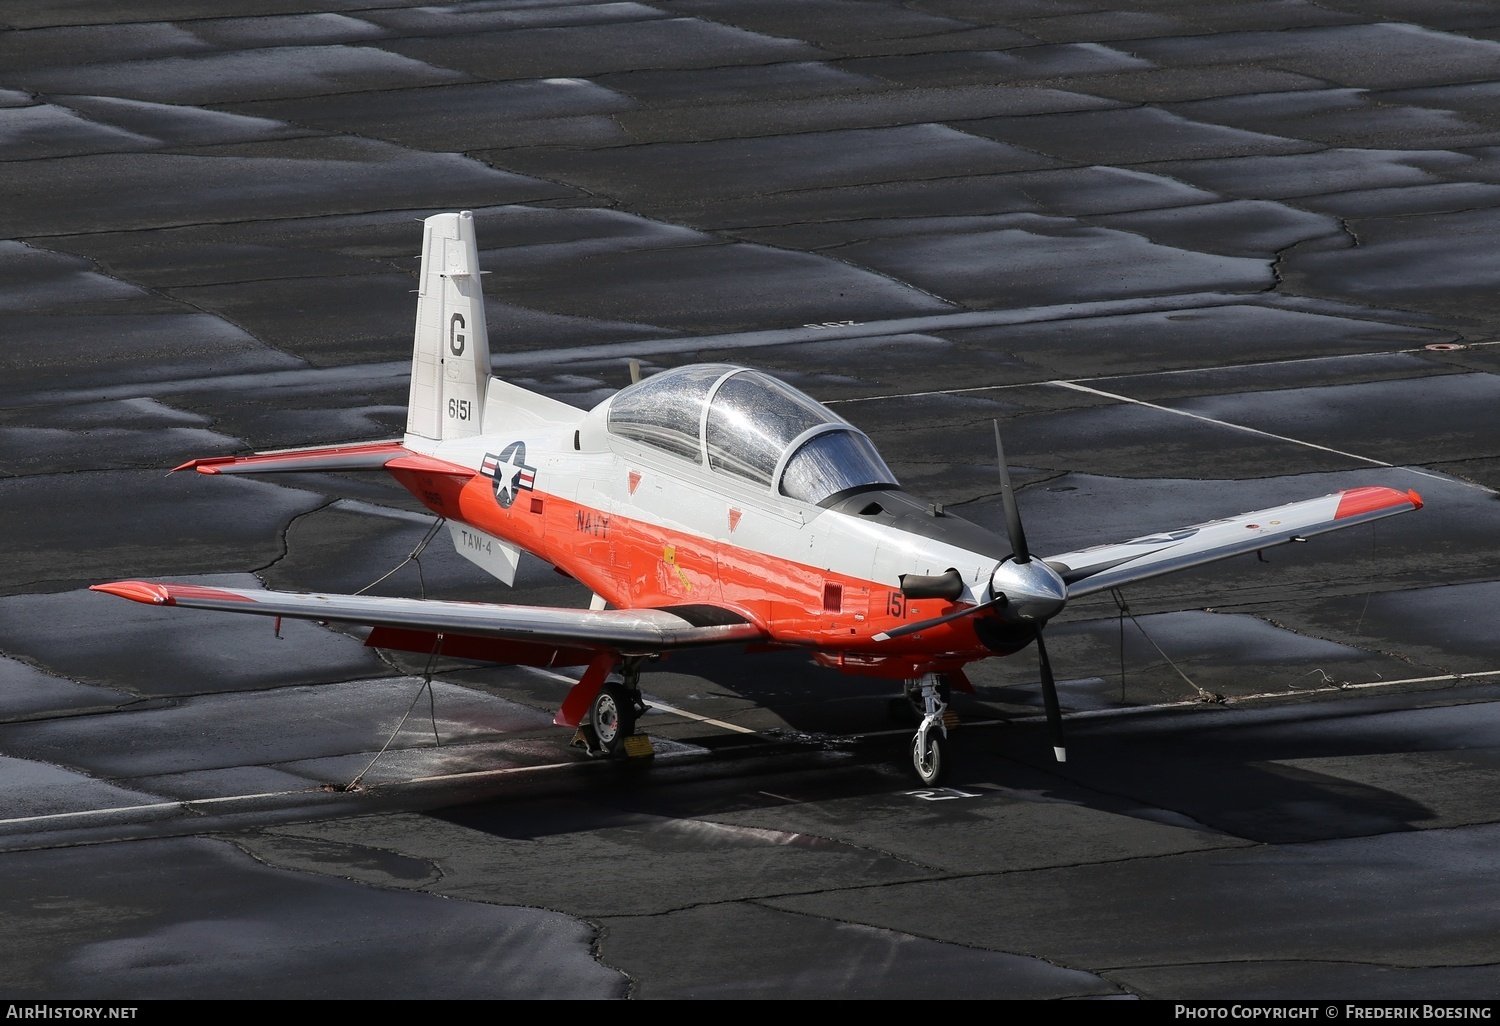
(908, 673, 952, 785)
(911, 730, 948, 785)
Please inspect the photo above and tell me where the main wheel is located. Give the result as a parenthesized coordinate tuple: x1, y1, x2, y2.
(911, 730, 950, 786)
(590, 682, 636, 757)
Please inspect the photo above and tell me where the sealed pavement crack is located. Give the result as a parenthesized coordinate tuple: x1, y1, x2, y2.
(251, 498, 339, 578)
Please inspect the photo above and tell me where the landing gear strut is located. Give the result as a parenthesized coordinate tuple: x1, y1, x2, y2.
(908, 673, 952, 785)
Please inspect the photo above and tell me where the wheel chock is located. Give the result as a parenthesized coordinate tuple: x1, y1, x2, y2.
(622, 734, 655, 759)
(571, 727, 599, 754)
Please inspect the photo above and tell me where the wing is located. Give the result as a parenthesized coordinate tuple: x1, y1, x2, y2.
(1047, 485, 1423, 598)
(90, 580, 765, 652)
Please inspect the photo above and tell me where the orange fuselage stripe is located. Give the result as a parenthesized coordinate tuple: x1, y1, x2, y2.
(385, 465, 995, 675)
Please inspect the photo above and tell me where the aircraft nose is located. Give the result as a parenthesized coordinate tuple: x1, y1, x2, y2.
(989, 558, 1067, 623)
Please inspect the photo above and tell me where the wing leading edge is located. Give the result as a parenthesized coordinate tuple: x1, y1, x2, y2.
(90, 581, 764, 652)
(1048, 485, 1423, 598)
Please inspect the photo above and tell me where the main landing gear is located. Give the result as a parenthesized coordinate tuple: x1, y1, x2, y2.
(573, 660, 652, 760)
(906, 673, 956, 785)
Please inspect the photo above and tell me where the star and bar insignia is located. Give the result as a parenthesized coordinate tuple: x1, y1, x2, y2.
(481, 440, 537, 509)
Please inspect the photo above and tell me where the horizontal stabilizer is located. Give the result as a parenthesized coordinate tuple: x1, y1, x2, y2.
(90, 580, 764, 652)
(174, 442, 475, 483)
(1051, 486, 1422, 598)
(176, 441, 408, 475)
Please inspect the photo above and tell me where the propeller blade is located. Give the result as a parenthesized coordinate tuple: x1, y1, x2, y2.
(873, 596, 1004, 642)
(1034, 630, 1066, 763)
(993, 420, 1030, 564)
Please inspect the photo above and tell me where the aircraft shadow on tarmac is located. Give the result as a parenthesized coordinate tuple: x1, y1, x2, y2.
(420, 643, 1446, 850)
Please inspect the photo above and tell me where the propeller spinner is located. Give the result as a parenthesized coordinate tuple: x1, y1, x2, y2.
(988, 557, 1066, 624)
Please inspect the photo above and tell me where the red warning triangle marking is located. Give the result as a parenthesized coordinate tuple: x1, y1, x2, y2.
(628, 471, 641, 494)
(728, 508, 742, 532)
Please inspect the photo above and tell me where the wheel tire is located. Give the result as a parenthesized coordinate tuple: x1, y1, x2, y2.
(590, 682, 635, 757)
(911, 731, 950, 786)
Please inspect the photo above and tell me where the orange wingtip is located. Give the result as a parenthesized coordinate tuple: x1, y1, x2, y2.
(90, 581, 173, 605)
(89, 581, 256, 605)
(169, 457, 225, 474)
(1334, 486, 1423, 519)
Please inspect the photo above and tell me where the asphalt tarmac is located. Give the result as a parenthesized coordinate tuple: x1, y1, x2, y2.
(2, 0, 1500, 1002)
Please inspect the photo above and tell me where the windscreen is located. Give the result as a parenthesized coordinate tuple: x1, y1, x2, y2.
(780, 430, 898, 505)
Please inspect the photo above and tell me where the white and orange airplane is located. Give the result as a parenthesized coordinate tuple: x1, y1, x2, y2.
(93, 211, 1423, 784)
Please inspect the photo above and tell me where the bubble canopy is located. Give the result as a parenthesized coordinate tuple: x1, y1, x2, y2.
(606, 365, 898, 504)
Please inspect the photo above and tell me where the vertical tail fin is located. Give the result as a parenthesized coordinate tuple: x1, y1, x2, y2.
(406, 210, 491, 442)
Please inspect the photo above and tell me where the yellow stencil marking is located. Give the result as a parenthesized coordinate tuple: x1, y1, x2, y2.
(662, 544, 693, 591)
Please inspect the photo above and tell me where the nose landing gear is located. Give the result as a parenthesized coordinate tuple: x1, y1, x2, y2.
(908, 673, 953, 785)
